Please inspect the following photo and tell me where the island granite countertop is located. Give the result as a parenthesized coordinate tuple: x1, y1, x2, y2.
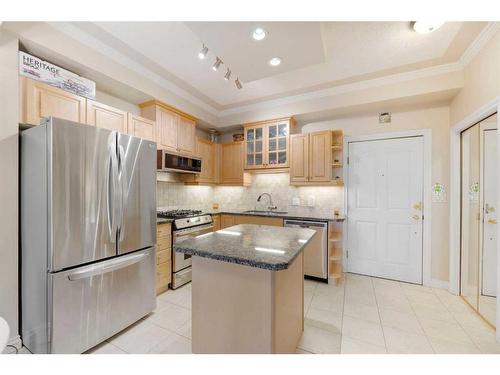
(174, 224, 316, 271)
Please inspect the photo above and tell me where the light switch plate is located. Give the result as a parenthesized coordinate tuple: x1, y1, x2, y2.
(292, 197, 300, 206)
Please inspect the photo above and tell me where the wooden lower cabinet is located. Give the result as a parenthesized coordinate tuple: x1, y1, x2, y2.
(220, 214, 283, 229)
(156, 223, 172, 295)
(212, 214, 221, 231)
(220, 214, 235, 229)
(20, 77, 86, 125)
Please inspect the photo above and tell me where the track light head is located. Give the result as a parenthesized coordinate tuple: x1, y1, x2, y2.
(198, 44, 208, 60)
(212, 57, 223, 71)
(224, 68, 231, 81)
(235, 77, 243, 90)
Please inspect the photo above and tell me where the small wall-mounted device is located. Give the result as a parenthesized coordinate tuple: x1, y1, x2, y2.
(379, 112, 391, 124)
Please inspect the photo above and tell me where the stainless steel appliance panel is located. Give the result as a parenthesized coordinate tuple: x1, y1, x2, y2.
(284, 220, 328, 280)
(117, 133, 157, 255)
(172, 223, 213, 273)
(50, 119, 117, 271)
(49, 248, 156, 354)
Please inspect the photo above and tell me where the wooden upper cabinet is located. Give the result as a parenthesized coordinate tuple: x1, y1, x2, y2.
(156, 107, 179, 152)
(309, 131, 332, 182)
(20, 77, 86, 125)
(290, 134, 309, 182)
(140, 100, 197, 156)
(177, 117, 196, 155)
(86, 100, 128, 133)
(182, 137, 216, 184)
(220, 142, 251, 186)
(290, 130, 332, 184)
(196, 138, 216, 183)
(244, 117, 295, 170)
(128, 113, 156, 142)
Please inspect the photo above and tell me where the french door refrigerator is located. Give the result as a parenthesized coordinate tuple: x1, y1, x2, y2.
(21, 117, 157, 354)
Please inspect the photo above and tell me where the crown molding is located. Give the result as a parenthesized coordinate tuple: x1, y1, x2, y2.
(459, 22, 500, 68)
(218, 62, 463, 117)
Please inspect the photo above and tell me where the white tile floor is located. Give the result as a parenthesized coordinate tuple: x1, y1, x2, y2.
(6, 273, 499, 354)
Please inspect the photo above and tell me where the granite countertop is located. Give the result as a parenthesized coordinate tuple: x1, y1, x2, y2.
(208, 209, 345, 222)
(174, 224, 316, 271)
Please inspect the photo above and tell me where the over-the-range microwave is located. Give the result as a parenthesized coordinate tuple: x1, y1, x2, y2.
(157, 150, 202, 173)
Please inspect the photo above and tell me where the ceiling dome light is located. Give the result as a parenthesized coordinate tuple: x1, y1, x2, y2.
(252, 27, 267, 41)
(268, 57, 282, 67)
(412, 21, 444, 34)
(224, 68, 232, 81)
(235, 77, 243, 90)
(198, 44, 208, 59)
(212, 57, 223, 71)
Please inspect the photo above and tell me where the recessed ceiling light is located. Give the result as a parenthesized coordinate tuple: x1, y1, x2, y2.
(252, 27, 267, 41)
(412, 21, 444, 34)
(224, 68, 231, 81)
(212, 57, 223, 71)
(268, 57, 282, 67)
(198, 44, 208, 59)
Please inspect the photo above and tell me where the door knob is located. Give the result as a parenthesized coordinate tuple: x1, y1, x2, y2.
(412, 214, 421, 221)
(413, 201, 422, 211)
(488, 218, 497, 224)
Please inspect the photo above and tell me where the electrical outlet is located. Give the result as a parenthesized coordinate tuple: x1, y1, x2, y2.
(307, 196, 315, 207)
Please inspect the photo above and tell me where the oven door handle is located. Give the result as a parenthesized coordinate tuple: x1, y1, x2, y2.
(174, 225, 214, 241)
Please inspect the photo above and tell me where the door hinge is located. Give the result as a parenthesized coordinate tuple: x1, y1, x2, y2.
(347, 156, 349, 165)
(346, 250, 349, 259)
(422, 215, 424, 220)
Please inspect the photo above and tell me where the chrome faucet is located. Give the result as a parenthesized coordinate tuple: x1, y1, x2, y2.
(257, 192, 277, 211)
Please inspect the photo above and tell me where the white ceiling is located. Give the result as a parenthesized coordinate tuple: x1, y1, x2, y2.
(68, 21, 482, 109)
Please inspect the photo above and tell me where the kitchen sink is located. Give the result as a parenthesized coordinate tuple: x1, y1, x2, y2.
(243, 210, 288, 215)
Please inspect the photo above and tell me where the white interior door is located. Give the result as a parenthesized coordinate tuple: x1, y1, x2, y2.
(347, 137, 424, 284)
(481, 128, 497, 297)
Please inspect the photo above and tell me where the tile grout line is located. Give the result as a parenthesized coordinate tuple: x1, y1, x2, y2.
(371, 277, 389, 353)
(432, 289, 484, 353)
(400, 283, 436, 353)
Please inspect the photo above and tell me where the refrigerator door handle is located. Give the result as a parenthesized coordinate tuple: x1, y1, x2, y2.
(67, 251, 148, 281)
(117, 144, 128, 241)
(107, 139, 120, 243)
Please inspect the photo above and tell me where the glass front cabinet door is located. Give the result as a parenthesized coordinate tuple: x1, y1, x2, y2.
(244, 118, 293, 170)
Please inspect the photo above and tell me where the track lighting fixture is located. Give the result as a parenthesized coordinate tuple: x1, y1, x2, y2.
(235, 77, 243, 90)
(224, 68, 231, 81)
(212, 57, 223, 71)
(198, 44, 208, 59)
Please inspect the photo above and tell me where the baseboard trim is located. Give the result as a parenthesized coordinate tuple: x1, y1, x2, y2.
(427, 278, 449, 290)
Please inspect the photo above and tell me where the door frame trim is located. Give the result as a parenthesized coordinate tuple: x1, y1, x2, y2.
(343, 129, 432, 286)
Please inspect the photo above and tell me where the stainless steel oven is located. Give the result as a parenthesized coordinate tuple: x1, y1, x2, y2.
(171, 216, 213, 289)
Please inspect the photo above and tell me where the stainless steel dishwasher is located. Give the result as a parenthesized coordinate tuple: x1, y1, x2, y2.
(284, 219, 328, 281)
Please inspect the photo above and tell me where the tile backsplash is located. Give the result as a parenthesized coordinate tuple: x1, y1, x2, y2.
(157, 173, 344, 216)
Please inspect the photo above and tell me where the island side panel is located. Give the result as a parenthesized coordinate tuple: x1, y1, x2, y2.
(272, 252, 304, 353)
(191, 256, 273, 354)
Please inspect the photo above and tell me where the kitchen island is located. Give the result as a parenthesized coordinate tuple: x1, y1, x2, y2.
(174, 224, 316, 354)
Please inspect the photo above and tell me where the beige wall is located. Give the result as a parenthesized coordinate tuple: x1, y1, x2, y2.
(302, 106, 451, 282)
(450, 31, 500, 125)
(0, 30, 19, 342)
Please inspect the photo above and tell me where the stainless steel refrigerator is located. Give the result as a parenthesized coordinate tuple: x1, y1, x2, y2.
(21, 117, 157, 354)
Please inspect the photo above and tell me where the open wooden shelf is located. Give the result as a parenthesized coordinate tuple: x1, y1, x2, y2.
(331, 145, 342, 151)
(328, 233, 342, 242)
(329, 247, 342, 262)
(332, 163, 343, 168)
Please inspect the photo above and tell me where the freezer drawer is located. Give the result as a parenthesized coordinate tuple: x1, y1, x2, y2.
(48, 248, 156, 354)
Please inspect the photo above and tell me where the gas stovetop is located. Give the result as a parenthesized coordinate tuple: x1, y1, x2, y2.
(157, 209, 213, 230)
(157, 209, 203, 219)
